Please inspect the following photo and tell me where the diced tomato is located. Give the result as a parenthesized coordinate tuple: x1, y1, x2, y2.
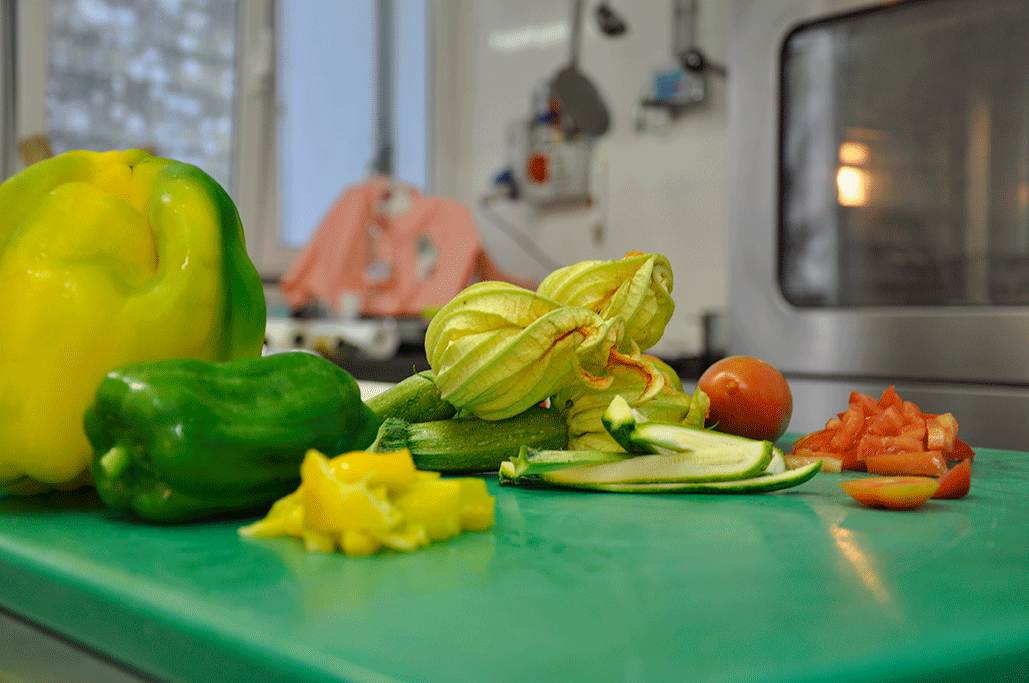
(791, 387, 968, 475)
(852, 390, 883, 418)
(790, 428, 836, 454)
(839, 447, 865, 471)
(925, 419, 945, 451)
(864, 451, 949, 477)
(786, 452, 843, 473)
(899, 418, 926, 441)
(877, 385, 902, 411)
(856, 432, 884, 462)
(839, 476, 939, 510)
(933, 459, 971, 499)
(867, 404, 905, 437)
(859, 433, 923, 461)
(937, 413, 958, 449)
(883, 434, 927, 453)
(950, 438, 976, 462)
(830, 405, 865, 451)
(900, 400, 922, 422)
(925, 413, 958, 452)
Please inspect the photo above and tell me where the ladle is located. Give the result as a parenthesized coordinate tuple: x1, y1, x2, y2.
(551, 0, 612, 137)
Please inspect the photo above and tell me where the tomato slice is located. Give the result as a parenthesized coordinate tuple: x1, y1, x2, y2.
(950, 438, 976, 461)
(932, 458, 971, 499)
(864, 451, 948, 477)
(839, 476, 939, 509)
(790, 428, 836, 453)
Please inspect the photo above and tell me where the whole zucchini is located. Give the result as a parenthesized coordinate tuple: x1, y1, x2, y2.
(364, 370, 456, 423)
(370, 406, 568, 472)
(84, 351, 382, 522)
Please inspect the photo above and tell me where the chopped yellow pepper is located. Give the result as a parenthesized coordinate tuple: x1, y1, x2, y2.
(239, 448, 495, 556)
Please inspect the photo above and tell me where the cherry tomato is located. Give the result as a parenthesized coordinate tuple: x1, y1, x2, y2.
(697, 356, 793, 441)
(839, 476, 939, 509)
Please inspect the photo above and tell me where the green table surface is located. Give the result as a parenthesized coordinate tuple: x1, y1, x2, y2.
(0, 442, 1026, 683)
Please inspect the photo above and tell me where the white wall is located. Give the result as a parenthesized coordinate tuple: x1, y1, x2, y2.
(438, 0, 730, 358)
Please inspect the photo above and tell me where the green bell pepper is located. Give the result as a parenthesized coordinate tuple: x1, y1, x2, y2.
(0, 149, 266, 494)
(85, 351, 383, 522)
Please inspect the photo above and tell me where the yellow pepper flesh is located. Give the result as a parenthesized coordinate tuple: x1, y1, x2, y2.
(240, 449, 496, 556)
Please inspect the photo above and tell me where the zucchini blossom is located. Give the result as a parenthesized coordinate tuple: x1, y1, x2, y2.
(556, 356, 707, 451)
(425, 282, 664, 421)
(536, 251, 674, 352)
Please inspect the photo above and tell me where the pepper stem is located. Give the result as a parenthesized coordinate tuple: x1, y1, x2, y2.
(99, 445, 130, 479)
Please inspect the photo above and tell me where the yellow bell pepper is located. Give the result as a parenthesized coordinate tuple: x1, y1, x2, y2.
(0, 149, 266, 494)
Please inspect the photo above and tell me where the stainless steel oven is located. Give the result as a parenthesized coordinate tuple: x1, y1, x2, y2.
(728, 0, 1029, 450)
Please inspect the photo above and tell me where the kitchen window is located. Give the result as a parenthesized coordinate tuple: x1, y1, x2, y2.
(8, 0, 436, 278)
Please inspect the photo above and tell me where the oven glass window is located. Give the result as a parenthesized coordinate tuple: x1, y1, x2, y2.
(780, 0, 1029, 307)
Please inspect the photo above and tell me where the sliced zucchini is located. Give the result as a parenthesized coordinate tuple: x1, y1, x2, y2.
(601, 395, 763, 454)
(497, 398, 818, 495)
(592, 460, 822, 493)
(541, 441, 772, 485)
(505, 460, 821, 493)
(504, 447, 631, 477)
(601, 394, 658, 453)
(765, 449, 786, 474)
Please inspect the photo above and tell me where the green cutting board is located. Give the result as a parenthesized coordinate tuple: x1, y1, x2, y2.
(0, 445, 1026, 683)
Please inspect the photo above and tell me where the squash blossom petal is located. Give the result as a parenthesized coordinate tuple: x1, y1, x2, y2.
(556, 356, 695, 451)
(536, 251, 675, 351)
(425, 281, 665, 420)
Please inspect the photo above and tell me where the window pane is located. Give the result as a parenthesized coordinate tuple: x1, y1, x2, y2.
(393, 0, 428, 190)
(277, 0, 428, 248)
(780, 0, 1029, 307)
(46, 0, 239, 190)
(277, 1, 376, 248)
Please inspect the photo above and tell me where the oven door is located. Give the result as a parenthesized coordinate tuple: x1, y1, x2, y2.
(728, 0, 1029, 449)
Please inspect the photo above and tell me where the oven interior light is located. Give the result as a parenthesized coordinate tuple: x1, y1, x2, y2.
(837, 166, 869, 206)
(838, 141, 871, 165)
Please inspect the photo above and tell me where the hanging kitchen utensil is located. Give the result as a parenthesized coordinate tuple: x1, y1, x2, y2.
(550, 0, 611, 137)
(595, 1, 628, 36)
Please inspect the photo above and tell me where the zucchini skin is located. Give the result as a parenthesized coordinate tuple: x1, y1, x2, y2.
(500, 460, 822, 492)
(365, 370, 457, 423)
(84, 352, 382, 522)
(374, 406, 569, 472)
